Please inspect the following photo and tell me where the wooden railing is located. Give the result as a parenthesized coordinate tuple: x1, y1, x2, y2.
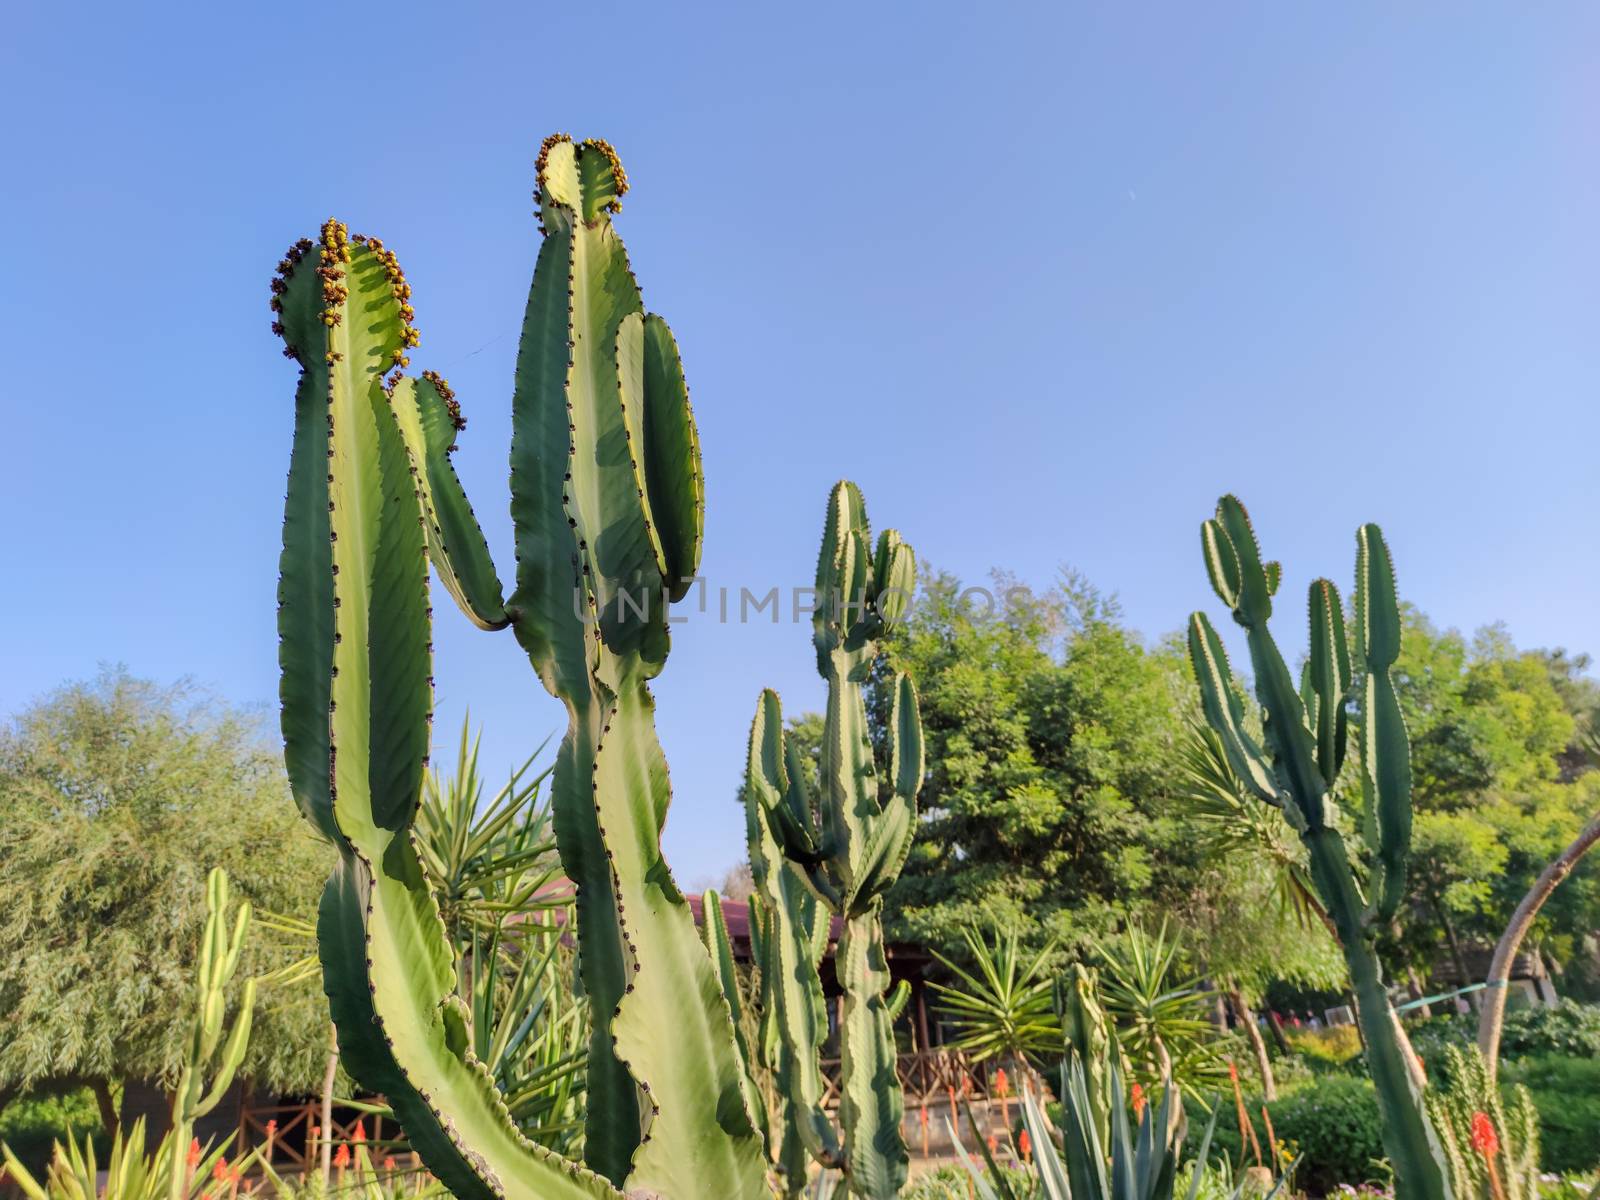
(239, 1050, 1000, 1165)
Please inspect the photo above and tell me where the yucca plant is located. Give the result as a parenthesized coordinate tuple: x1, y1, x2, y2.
(1091, 922, 1226, 1102)
(929, 927, 1061, 1070)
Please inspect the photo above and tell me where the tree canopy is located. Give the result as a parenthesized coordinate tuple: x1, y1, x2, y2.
(0, 671, 332, 1109)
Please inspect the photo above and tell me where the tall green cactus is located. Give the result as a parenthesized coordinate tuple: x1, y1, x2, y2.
(168, 868, 256, 1200)
(744, 483, 923, 1199)
(1186, 496, 1451, 1200)
(274, 136, 767, 1200)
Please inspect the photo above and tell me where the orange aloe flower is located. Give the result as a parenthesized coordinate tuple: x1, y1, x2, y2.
(1471, 1112, 1499, 1158)
(333, 1145, 351, 1170)
(187, 1139, 202, 1168)
(1018, 1129, 1032, 1162)
(1131, 1082, 1147, 1122)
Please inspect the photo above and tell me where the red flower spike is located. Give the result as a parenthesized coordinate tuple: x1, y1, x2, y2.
(333, 1145, 351, 1169)
(1471, 1112, 1499, 1158)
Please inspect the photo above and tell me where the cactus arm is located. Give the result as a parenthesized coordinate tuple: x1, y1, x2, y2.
(1355, 524, 1411, 925)
(593, 685, 770, 1198)
(701, 890, 770, 1144)
(1306, 579, 1351, 786)
(388, 373, 509, 631)
(275, 223, 624, 1200)
(1192, 497, 1452, 1200)
(745, 692, 845, 1170)
(850, 675, 921, 906)
(277, 271, 338, 844)
(635, 314, 703, 602)
(1185, 613, 1280, 805)
(836, 907, 908, 1200)
(504, 138, 767, 1193)
(193, 976, 255, 1117)
(1205, 501, 1328, 826)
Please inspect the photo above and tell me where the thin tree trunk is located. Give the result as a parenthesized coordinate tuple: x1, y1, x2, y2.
(91, 1078, 118, 1134)
(1432, 897, 1479, 1012)
(1406, 966, 1432, 1019)
(320, 1024, 339, 1186)
(1229, 989, 1276, 1101)
(1265, 1010, 1291, 1057)
(1478, 811, 1600, 1076)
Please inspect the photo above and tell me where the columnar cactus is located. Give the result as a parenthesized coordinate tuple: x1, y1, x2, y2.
(168, 868, 256, 1200)
(274, 137, 767, 1199)
(744, 483, 923, 1199)
(1186, 496, 1452, 1200)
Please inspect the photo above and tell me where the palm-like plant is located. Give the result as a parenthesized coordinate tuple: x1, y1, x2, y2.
(1091, 922, 1225, 1100)
(412, 718, 560, 940)
(1175, 724, 1328, 937)
(928, 926, 1062, 1070)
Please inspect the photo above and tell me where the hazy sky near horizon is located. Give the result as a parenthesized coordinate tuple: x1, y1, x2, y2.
(3, 3, 1597, 885)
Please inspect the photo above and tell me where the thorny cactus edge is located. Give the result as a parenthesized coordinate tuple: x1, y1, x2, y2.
(274, 137, 765, 1200)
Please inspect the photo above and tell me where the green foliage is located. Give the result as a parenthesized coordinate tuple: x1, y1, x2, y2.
(745, 482, 922, 1198)
(884, 572, 1195, 962)
(2, 1116, 239, 1200)
(928, 927, 1061, 1066)
(0, 1090, 103, 1181)
(0, 671, 330, 1099)
(1187, 1075, 1385, 1197)
(1413, 1001, 1600, 1067)
(1501, 1057, 1600, 1174)
(273, 140, 766, 1200)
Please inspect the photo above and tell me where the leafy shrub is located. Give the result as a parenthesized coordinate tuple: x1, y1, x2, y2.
(0, 1089, 105, 1178)
(1285, 1025, 1364, 1070)
(1499, 1000, 1600, 1060)
(1186, 1075, 1385, 1195)
(1409, 1001, 1600, 1066)
(1503, 1055, 1600, 1173)
(904, 1162, 1038, 1198)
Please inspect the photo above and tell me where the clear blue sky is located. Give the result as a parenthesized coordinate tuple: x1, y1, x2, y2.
(3, 3, 1596, 885)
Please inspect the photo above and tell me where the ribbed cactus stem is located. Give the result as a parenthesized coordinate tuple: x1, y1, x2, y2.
(745, 483, 922, 1199)
(274, 138, 767, 1200)
(1187, 496, 1452, 1200)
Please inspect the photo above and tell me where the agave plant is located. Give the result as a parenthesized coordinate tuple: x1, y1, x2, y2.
(0, 1118, 241, 1200)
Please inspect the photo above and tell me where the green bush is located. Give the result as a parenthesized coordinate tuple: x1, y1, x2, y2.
(1503, 1055, 1600, 1174)
(1409, 1000, 1600, 1066)
(0, 1088, 105, 1179)
(1186, 1075, 1385, 1196)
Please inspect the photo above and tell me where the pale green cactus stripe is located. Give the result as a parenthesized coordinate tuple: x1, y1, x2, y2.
(388, 373, 509, 631)
(1200, 519, 1241, 609)
(837, 909, 908, 1200)
(596, 683, 769, 1198)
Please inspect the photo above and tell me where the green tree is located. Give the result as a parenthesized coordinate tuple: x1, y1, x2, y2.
(881, 571, 1196, 961)
(0, 672, 332, 1127)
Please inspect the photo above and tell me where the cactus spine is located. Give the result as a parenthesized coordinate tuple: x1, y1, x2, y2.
(1186, 496, 1451, 1200)
(274, 138, 766, 1200)
(745, 483, 923, 1199)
